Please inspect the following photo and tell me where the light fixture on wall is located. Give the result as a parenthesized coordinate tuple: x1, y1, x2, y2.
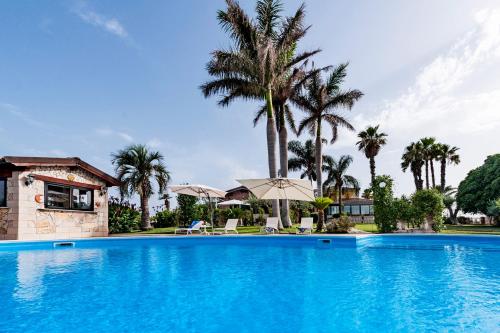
(99, 186, 108, 196)
(25, 174, 35, 187)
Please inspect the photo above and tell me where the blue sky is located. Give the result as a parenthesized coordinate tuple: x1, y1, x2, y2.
(1, 0, 500, 205)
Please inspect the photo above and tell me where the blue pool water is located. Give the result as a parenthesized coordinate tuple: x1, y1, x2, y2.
(0, 235, 499, 333)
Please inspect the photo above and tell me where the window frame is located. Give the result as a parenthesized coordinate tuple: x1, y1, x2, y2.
(44, 182, 94, 211)
(0, 177, 6, 207)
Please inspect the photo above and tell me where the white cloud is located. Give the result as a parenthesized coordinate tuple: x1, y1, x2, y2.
(73, 1, 128, 39)
(0, 103, 49, 129)
(95, 128, 134, 143)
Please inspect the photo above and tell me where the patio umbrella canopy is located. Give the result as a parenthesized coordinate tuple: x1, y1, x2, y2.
(218, 199, 249, 206)
(168, 184, 227, 198)
(236, 178, 314, 201)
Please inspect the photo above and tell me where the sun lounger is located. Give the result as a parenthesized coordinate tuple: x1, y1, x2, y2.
(296, 217, 313, 234)
(213, 219, 239, 234)
(174, 220, 205, 234)
(261, 217, 279, 234)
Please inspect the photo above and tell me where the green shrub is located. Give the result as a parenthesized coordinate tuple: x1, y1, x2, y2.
(108, 197, 141, 233)
(325, 215, 354, 233)
(373, 175, 397, 233)
(177, 194, 198, 226)
(412, 189, 445, 231)
(151, 210, 177, 228)
(393, 196, 419, 228)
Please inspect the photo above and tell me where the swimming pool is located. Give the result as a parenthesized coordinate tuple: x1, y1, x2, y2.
(0, 235, 499, 333)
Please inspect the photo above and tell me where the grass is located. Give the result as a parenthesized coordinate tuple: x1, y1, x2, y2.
(133, 223, 499, 235)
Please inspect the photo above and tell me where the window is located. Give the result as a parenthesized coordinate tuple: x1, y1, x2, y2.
(0, 178, 6, 207)
(343, 205, 351, 215)
(327, 205, 339, 216)
(369, 205, 374, 215)
(361, 205, 371, 215)
(45, 183, 93, 211)
(351, 205, 361, 215)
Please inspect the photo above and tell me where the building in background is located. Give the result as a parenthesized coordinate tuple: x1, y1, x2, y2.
(0, 156, 120, 240)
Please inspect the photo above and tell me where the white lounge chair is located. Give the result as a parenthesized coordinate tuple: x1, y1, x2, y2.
(213, 219, 239, 234)
(296, 217, 314, 234)
(174, 220, 205, 235)
(261, 217, 279, 234)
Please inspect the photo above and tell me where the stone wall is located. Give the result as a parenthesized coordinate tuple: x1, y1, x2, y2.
(15, 166, 109, 240)
(0, 175, 19, 240)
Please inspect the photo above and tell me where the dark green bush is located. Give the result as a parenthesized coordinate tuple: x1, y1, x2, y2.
(152, 210, 177, 228)
(412, 189, 445, 231)
(373, 175, 397, 233)
(108, 197, 141, 233)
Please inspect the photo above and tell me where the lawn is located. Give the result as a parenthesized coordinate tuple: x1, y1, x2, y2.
(134, 223, 499, 235)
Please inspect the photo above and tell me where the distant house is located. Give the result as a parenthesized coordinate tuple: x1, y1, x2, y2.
(0, 156, 120, 240)
(225, 185, 250, 201)
(325, 187, 374, 223)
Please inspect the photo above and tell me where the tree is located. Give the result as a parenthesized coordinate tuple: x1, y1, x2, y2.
(201, 0, 319, 225)
(322, 155, 359, 209)
(372, 175, 397, 233)
(287, 139, 329, 184)
(435, 143, 460, 191)
(159, 193, 171, 211)
(356, 125, 388, 186)
(442, 186, 459, 225)
(411, 189, 445, 232)
(177, 194, 199, 226)
(112, 144, 170, 230)
(419, 137, 437, 189)
(401, 141, 425, 191)
(311, 197, 333, 232)
(294, 64, 363, 197)
(457, 154, 500, 216)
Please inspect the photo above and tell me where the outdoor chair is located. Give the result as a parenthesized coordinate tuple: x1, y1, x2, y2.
(174, 220, 205, 235)
(261, 217, 279, 234)
(296, 217, 314, 234)
(213, 218, 239, 234)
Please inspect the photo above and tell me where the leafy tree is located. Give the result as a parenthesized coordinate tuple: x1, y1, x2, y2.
(411, 189, 445, 231)
(356, 125, 387, 185)
(362, 188, 373, 199)
(311, 197, 333, 232)
(201, 0, 319, 225)
(457, 154, 500, 216)
(486, 198, 500, 226)
(112, 144, 170, 230)
(373, 175, 397, 233)
(294, 64, 363, 197)
(435, 143, 460, 191)
(322, 155, 359, 209)
(177, 194, 199, 226)
(401, 141, 425, 191)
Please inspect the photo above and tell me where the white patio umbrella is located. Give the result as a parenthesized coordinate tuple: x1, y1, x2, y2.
(236, 178, 315, 201)
(218, 199, 250, 207)
(169, 184, 227, 231)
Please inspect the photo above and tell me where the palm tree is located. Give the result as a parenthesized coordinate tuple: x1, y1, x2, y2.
(442, 186, 459, 224)
(311, 197, 333, 232)
(112, 144, 170, 230)
(287, 139, 330, 184)
(294, 64, 363, 197)
(401, 142, 425, 191)
(356, 125, 387, 186)
(201, 0, 319, 225)
(435, 144, 460, 191)
(322, 155, 359, 210)
(159, 193, 171, 211)
(419, 137, 436, 189)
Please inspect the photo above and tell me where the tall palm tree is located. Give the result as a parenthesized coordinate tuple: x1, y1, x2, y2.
(419, 137, 436, 189)
(401, 142, 425, 191)
(201, 0, 319, 225)
(112, 144, 170, 230)
(288, 139, 330, 184)
(435, 143, 460, 191)
(294, 64, 363, 197)
(356, 125, 388, 186)
(322, 155, 359, 210)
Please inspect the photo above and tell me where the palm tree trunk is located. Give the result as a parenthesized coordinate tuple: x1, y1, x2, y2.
(315, 119, 323, 198)
(440, 158, 446, 191)
(425, 160, 429, 189)
(338, 184, 343, 213)
(369, 156, 376, 186)
(265, 88, 281, 228)
(278, 104, 291, 227)
(140, 194, 151, 230)
(430, 160, 436, 188)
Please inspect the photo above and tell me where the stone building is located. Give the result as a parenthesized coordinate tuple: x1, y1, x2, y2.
(0, 156, 120, 240)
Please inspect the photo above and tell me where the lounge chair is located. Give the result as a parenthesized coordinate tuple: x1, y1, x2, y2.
(213, 219, 239, 234)
(296, 217, 314, 234)
(174, 220, 205, 235)
(261, 217, 279, 234)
